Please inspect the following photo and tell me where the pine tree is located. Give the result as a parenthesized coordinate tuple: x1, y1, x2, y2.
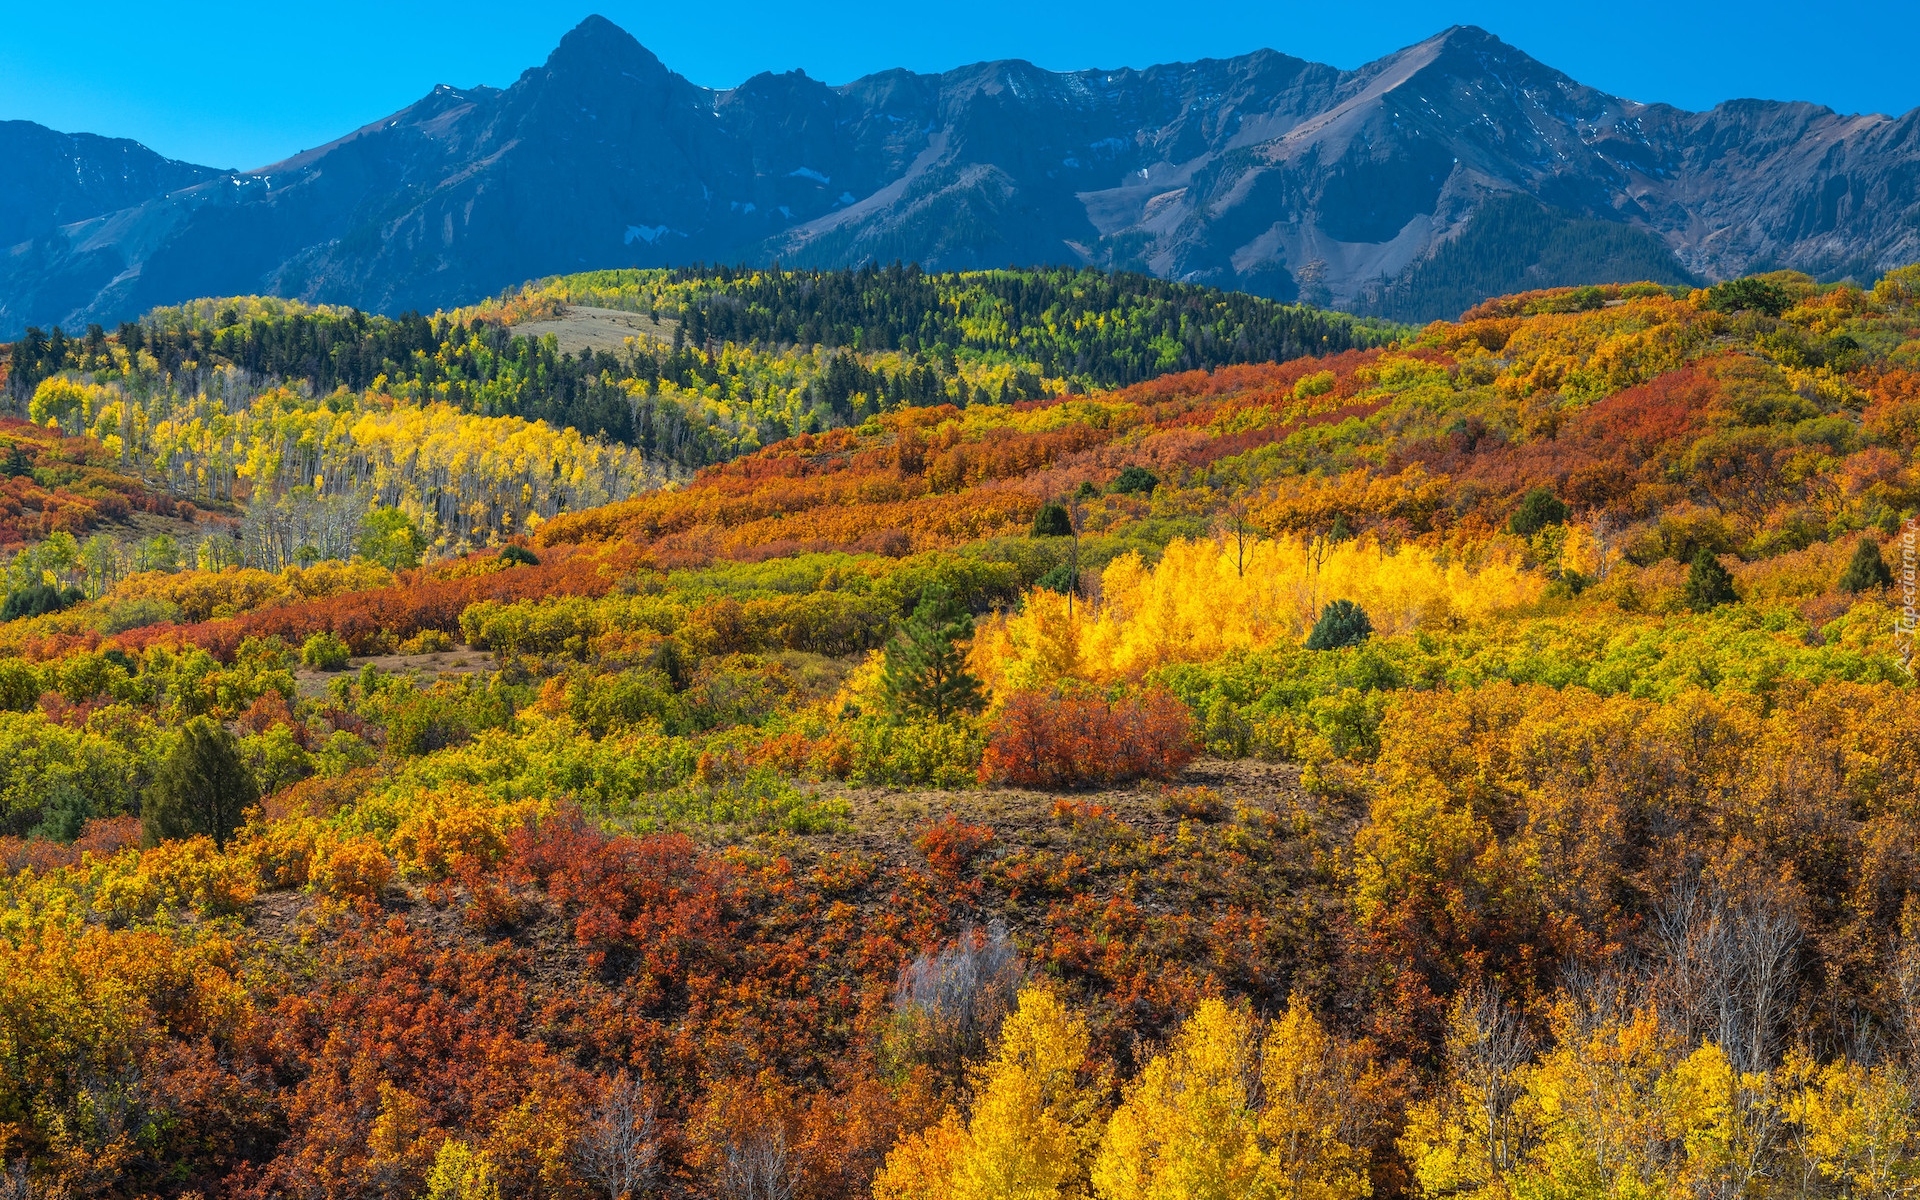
(1507, 488, 1569, 536)
(1682, 548, 1738, 611)
(881, 583, 986, 721)
(1306, 600, 1373, 650)
(141, 716, 259, 848)
(1838, 536, 1893, 593)
(1032, 502, 1072, 537)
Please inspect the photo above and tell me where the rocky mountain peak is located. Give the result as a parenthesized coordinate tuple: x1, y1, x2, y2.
(2, 17, 1915, 337)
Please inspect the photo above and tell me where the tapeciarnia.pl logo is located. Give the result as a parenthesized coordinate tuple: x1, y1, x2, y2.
(1899, 516, 1918, 678)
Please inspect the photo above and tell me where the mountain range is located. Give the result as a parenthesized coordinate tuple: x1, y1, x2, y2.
(4, 15, 1917, 337)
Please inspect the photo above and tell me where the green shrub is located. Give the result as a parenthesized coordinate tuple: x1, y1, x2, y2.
(0, 710, 143, 838)
(845, 716, 985, 788)
(302, 632, 352, 671)
(1109, 466, 1159, 494)
(1034, 564, 1079, 595)
(0, 659, 42, 711)
(1704, 276, 1795, 317)
(359, 506, 426, 570)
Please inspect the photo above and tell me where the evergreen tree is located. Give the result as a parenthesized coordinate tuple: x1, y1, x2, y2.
(1508, 487, 1569, 536)
(1034, 564, 1079, 595)
(1031, 502, 1072, 537)
(141, 716, 259, 849)
(880, 584, 985, 721)
(1306, 600, 1373, 650)
(1838, 536, 1894, 593)
(1683, 548, 1738, 611)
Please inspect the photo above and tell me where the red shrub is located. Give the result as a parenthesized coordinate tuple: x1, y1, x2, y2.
(915, 814, 996, 875)
(73, 815, 142, 856)
(980, 687, 1197, 789)
(111, 542, 641, 661)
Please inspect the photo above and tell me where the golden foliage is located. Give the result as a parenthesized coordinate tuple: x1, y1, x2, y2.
(971, 536, 1539, 698)
(1092, 998, 1264, 1200)
(874, 984, 1102, 1200)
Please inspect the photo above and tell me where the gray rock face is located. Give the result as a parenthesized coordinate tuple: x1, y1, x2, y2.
(0, 121, 224, 250)
(4, 17, 1917, 336)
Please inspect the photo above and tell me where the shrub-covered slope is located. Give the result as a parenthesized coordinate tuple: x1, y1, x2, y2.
(1, 267, 1919, 1199)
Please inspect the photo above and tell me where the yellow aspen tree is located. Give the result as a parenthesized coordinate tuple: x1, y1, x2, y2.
(425, 1139, 501, 1200)
(1657, 1043, 1776, 1200)
(969, 588, 1087, 701)
(1092, 998, 1264, 1200)
(1259, 996, 1373, 1200)
(1780, 1048, 1920, 1200)
(1514, 1006, 1674, 1200)
(950, 984, 1103, 1200)
(1399, 990, 1535, 1200)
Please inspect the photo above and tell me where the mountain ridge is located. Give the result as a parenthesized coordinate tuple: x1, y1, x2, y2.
(2, 16, 1916, 337)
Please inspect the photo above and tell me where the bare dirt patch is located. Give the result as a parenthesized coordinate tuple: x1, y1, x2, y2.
(793, 756, 1312, 874)
(294, 645, 494, 698)
(513, 305, 679, 356)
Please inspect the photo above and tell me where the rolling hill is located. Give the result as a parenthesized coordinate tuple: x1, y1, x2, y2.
(0, 263, 1918, 1196)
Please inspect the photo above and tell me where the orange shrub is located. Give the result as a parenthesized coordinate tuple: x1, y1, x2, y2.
(238, 816, 328, 889)
(309, 835, 395, 902)
(914, 814, 996, 875)
(389, 791, 528, 879)
(979, 686, 1197, 789)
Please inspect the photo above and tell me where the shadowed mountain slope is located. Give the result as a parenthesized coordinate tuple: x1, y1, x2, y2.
(3, 17, 1917, 335)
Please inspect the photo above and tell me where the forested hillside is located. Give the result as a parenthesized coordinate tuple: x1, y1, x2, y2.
(3, 266, 1394, 486)
(2, 265, 1919, 1199)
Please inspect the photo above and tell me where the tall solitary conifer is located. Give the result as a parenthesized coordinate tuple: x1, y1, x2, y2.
(1838, 536, 1894, 593)
(141, 716, 259, 849)
(881, 583, 985, 721)
(1682, 548, 1738, 611)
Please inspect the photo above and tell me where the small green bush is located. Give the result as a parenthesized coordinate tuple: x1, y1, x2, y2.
(1704, 277, 1795, 317)
(1034, 564, 1079, 595)
(1109, 466, 1160, 495)
(301, 632, 352, 671)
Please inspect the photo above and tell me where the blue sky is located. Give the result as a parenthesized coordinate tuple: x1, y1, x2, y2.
(2, 0, 1913, 170)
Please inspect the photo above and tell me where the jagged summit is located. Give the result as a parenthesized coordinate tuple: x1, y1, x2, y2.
(3, 16, 1917, 336)
(542, 13, 670, 78)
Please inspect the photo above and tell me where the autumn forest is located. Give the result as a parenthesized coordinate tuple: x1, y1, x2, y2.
(3, 262, 1920, 1200)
